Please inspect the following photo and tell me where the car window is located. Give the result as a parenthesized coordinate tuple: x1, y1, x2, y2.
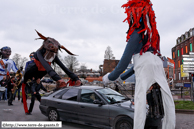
(53, 89, 68, 99)
(80, 89, 101, 104)
(61, 89, 79, 101)
(96, 88, 126, 104)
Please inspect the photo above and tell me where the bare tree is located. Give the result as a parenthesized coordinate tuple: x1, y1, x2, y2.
(63, 55, 79, 72)
(78, 64, 88, 78)
(51, 53, 64, 74)
(104, 46, 114, 60)
(79, 63, 87, 72)
(12, 53, 28, 69)
(20, 57, 28, 68)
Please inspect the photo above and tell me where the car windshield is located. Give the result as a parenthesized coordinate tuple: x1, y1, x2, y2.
(96, 88, 127, 104)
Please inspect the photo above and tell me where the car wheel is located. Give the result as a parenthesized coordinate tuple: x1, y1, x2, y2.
(48, 108, 59, 121)
(115, 117, 133, 129)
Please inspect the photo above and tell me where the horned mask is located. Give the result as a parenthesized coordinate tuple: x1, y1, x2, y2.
(35, 30, 76, 55)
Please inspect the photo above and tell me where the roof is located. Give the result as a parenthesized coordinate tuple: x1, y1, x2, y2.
(66, 85, 104, 90)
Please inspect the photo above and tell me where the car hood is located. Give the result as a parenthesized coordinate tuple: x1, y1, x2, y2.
(114, 100, 134, 111)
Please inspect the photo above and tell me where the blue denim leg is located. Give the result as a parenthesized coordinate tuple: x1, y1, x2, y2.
(0, 92, 2, 100)
(17, 88, 21, 100)
(4, 88, 7, 100)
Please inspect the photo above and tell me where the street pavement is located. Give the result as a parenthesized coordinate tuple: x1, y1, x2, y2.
(175, 113, 194, 129)
(0, 99, 98, 129)
(0, 99, 194, 129)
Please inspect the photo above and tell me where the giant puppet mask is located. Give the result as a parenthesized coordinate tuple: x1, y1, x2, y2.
(36, 30, 76, 57)
(1, 46, 11, 59)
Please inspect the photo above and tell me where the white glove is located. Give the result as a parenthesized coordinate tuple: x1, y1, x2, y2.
(115, 76, 124, 84)
(103, 73, 111, 85)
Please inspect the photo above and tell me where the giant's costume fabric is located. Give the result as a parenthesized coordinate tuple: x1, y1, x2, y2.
(22, 30, 81, 114)
(103, 0, 175, 129)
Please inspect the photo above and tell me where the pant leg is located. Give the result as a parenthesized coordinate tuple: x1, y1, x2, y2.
(4, 88, 7, 100)
(10, 93, 13, 104)
(0, 92, 2, 100)
(133, 78, 149, 129)
(18, 88, 21, 100)
(8, 92, 13, 105)
(159, 88, 175, 129)
(13, 89, 18, 100)
(2, 92, 5, 100)
(28, 94, 36, 113)
(36, 94, 41, 102)
(153, 54, 176, 129)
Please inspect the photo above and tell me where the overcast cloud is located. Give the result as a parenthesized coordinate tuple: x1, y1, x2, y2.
(1, 0, 194, 70)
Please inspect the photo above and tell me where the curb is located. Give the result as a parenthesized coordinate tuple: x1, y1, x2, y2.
(175, 109, 194, 114)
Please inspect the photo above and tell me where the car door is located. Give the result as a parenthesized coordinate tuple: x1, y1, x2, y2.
(54, 88, 79, 121)
(78, 89, 110, 126)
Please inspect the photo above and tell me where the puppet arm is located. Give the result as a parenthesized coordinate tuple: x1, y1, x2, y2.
(120, 66, 135, 80)
(36, 50, 61, 81)
(107, 28, 142, 82)
(54, 56, 79, 81)
(40, 83, 47, 92)
(11, 60, 18, 73)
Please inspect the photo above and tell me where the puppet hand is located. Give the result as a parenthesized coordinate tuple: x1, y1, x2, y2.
(56, 79, 67, 89)
(75, 80, 82, 86)
(115, 77, 124, 84)
(103, 73, 111, 85)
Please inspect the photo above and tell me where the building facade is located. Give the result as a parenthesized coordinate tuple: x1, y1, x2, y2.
(162, 57, 175, 88)
(171, 28, 194, 87)
(102, 59, 119, 75)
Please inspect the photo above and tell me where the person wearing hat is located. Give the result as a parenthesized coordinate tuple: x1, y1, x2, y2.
(21, 52, 35, 103)
(25, 52, 35, 71)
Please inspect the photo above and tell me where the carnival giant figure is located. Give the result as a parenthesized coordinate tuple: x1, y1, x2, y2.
(0, 46, 18, 102)
(0, 47, 18, 81)
(103, 0, 175, 129)
(22, 30, 81, 114)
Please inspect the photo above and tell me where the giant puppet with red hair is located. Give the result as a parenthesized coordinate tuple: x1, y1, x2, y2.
(103, 0, 175, 129)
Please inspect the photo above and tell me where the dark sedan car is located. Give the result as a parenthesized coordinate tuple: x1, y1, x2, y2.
(41, 78, 55, 84)
(39, 86, 162, 129)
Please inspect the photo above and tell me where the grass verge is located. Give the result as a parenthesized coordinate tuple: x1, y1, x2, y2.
(175, 100, 194, 110)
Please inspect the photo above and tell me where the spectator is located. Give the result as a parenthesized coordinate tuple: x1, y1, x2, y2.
(25, 52, 35, 71)
(7, 76, 16, 106)
(0, 76, 8, 101)
(13, 75, 22, 101)
(26, 78, 48, 115)
(21, 52, 35, 103)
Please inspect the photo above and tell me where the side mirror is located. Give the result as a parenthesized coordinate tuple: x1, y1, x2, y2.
(93, 100, 103, 105)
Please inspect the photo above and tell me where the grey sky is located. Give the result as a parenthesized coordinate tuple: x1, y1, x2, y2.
(1, 0, 194, 70)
